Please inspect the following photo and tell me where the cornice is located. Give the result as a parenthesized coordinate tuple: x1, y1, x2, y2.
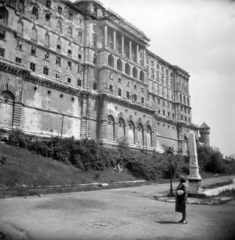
(98, 91, 155, 114)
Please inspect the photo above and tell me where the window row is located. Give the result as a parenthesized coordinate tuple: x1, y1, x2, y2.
(15, 39, 82, 60)
(146, 58, 172, 75)
(158, 110, 175, 119)
(16, 21, 83, 43)
(108, 54, 145, 81)
(107, 116, 152, 147)
(179, 94, 190, 106)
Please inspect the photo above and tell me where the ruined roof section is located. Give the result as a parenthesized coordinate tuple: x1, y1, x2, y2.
(200, 122, 210, 129)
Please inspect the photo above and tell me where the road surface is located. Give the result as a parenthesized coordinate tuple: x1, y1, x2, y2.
(0, 175, 235, 240)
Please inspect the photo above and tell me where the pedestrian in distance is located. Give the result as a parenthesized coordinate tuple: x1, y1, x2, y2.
(175, 175, 188, 224)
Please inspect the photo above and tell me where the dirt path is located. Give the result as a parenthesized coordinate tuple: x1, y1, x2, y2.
(0, 176, 235, 240)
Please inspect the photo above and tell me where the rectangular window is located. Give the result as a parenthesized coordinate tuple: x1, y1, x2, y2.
(158, 110, 161, 114)
(133, 94, 137, 101)
(158, 98, 160, 104)
(118, 77, 121, 83)
(15, 57, 21, 63)
(0, 29, 6, 40)
(134, 85, 137, 90)
(56, 73, 60, 79)
(109, 71, 113, 79)
(78, 54, 82, 60)
(46, 0, 51, 8)
(94, 69, 96, 78)
(30, 62, 36, 72)
(141, 87, 144, 93)
(31, 46, 36, 55)
(67, 77, 71, 83)
(58, 6, 62, 14)
(16, 40, 23, 50)
(118, 88, 122, 96)
(56, 56, 61, 66)
(68, 49, 72, 55)
(77, 79, 82, 86)
(109, 85, 113, 92)
(68, 12, 73, 20)
(43, 67, 49, 75)
(126, 91, 130, 99)
(126, 81, 130, 87)
(67, 61, 72, 70)
(0, 48, 5, 57)
(141, 97, 144, 104)
(44, 52, 49, 60)
(168, 112, 170, 117)
(172, 113, 175, 118)
(181, 115, 183, 120)
(57, 44, 61, 51)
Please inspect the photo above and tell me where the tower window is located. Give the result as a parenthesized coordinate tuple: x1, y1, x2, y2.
(16, 40, 23, 50)
(31, 46, 36, 55)
(15, 57, 21, 63)
(30, 62, 36, 72)
(109, 85, 113, 93)
(0, 48, 5, 57)
(67, 77, 71, 83)
(118, 88, 122, 96)
(43, 67, 49, 75)
(56, 56, 61, 66)
(77, 79, 82, 86)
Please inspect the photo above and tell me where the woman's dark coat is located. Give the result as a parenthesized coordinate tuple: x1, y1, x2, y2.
(175, 182, 188, 213)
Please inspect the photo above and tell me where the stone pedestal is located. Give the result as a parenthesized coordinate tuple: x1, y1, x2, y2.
(188, 132, 202, 194)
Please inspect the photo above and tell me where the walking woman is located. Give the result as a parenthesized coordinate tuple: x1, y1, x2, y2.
(175, 176, 188, 224)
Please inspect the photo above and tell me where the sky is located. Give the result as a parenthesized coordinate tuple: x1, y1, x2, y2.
(73, 0, 235, 157)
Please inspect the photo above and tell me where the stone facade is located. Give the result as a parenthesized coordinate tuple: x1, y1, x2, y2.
(0, 0, 200, 153)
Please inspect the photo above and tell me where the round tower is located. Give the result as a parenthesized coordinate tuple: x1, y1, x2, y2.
(199, 122, 210, 147)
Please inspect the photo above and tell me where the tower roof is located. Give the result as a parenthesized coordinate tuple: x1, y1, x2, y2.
(200, 122, 210, 129)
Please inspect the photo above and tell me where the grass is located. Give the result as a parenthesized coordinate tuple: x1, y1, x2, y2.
(0, 142, 141, 190)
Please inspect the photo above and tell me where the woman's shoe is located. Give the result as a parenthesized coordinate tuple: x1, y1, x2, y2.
(181, 220, 187, 224)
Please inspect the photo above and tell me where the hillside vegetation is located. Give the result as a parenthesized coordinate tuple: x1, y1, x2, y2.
(0, 129, 235, 189)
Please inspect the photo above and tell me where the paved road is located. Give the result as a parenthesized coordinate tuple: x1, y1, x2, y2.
(0, 175, 235, 240)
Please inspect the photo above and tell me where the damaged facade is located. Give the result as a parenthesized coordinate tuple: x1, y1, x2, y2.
(0, 0, 204, 153)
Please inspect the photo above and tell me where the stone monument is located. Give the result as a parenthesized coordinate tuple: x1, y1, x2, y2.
(188, 131, 202, 194)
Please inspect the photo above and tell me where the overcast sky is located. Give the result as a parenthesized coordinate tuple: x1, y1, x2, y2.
(73, 0, 235, 156)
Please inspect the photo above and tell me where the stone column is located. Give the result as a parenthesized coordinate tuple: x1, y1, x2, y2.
(129, 40, 132, 60)
(188, 131, 202, 194)
(143, 48, 146, 66)
(113, 30, 116, 51)
(136, 44, 139, 63)
(122, 35, 124, 55)
(104, 25, 108, 46)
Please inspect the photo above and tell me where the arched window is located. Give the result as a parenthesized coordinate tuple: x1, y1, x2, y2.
(78, 31, 82, 43)
(44, 33, 50, 47)
(67, 26, 72, 38)
(18, 0, 24, 13)
(180, 94, 182, 103)
(107, 115, 115, 141)
(140, 70, 144, 81)
(31, 28, 37, 41)
(133, 67, 137, 78)
(0, 7, 8, 25)
(56, 21, 62, 33)
(45, 13, 51, 26)
(146, 125, 152, 148)
(32, 7, 38, 19)
(117, 58, 122, 71)
(0, 91, 15, 127)
(17, 20, 23, 35)
(128, 121, 135, 145)
(125, 63, 130, 75)
(137, 123, 144, 146)
(118, 118, 125, 140)
(108, 54, 114, 67)
(57, 38, 62, 51)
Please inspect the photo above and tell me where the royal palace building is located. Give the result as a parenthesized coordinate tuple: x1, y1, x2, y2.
(0, 0, 202, 153)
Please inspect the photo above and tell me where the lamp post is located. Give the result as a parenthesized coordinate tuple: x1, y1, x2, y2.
(167, 147, 174, 196)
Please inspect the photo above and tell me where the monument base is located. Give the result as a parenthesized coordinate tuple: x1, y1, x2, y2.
(188, 179, 202, 194)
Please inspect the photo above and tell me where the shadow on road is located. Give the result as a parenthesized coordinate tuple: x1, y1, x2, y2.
(156, 221, 179, 224)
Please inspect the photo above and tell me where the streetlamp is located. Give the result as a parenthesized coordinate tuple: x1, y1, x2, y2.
(167, 147, 174, 196)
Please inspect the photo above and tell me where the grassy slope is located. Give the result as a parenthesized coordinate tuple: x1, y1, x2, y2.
(0, 142, 140, 188)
